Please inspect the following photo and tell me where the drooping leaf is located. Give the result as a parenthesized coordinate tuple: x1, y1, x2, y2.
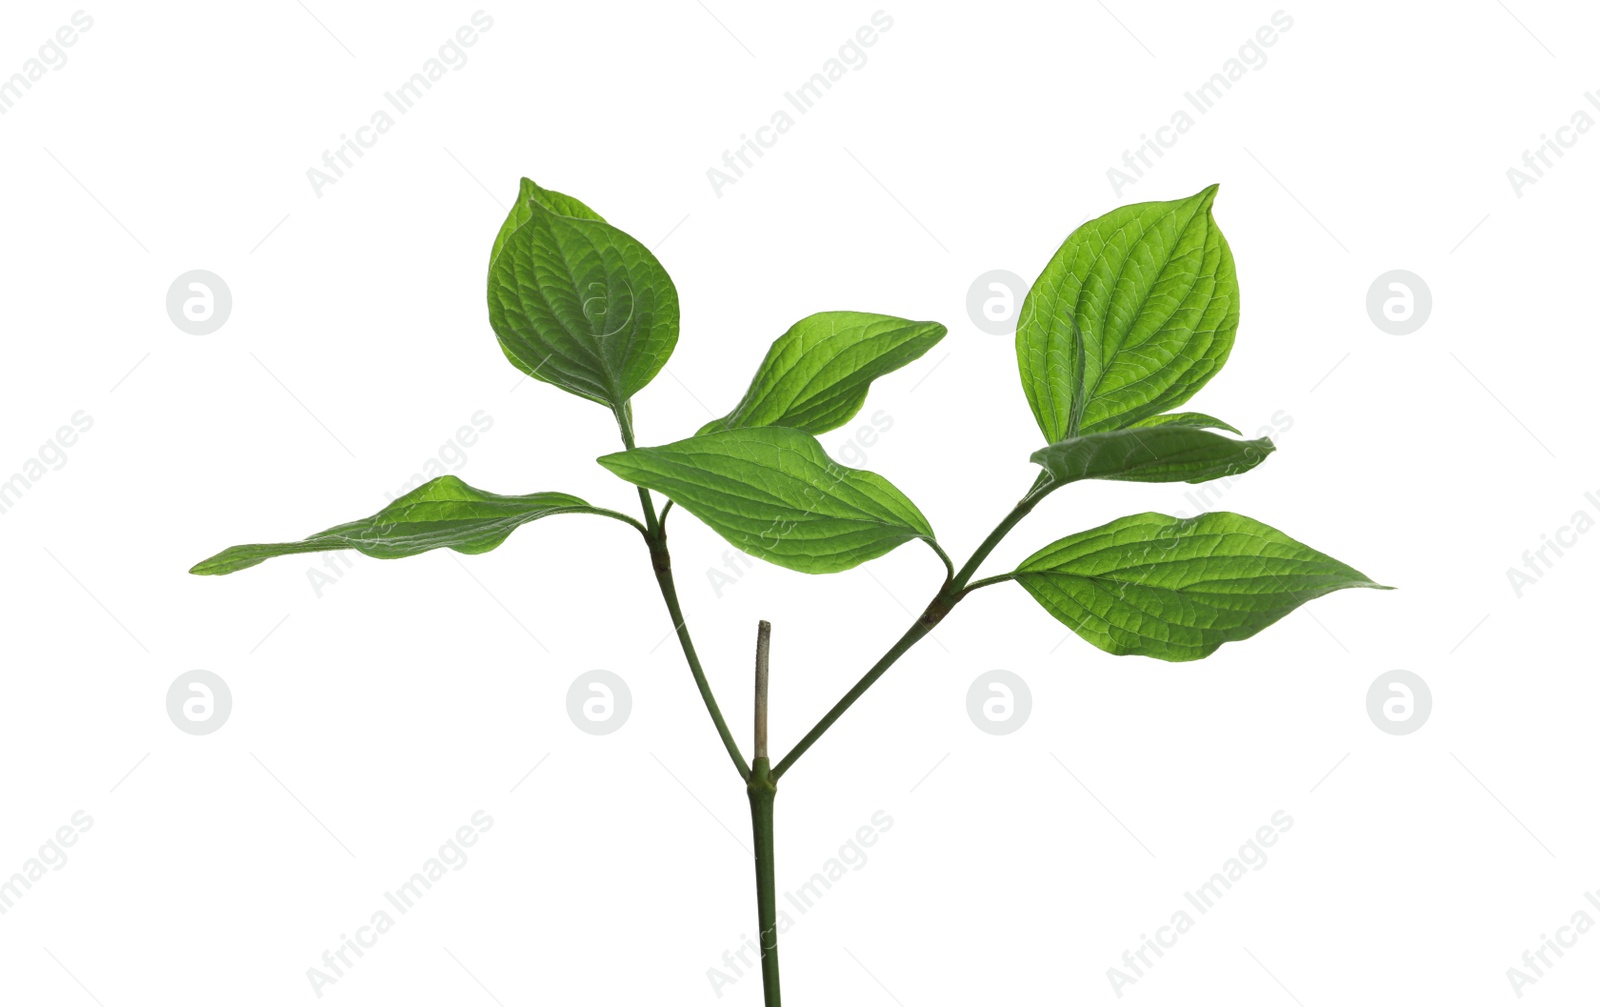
(1030, 425, 1273, 486)
(1012, 511, 1387, 661)
(1017, 185, 1238, 442)
(699, 312, 947, 435)
(190, 476, 597, 575)
(1129, 411, 1240, 435)
(487, 178, 678, 410)
(597, 427, 934, 574)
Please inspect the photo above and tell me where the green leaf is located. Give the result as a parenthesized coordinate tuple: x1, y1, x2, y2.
(1129, 411, 1240, 435)
(1012, 511, 1387, 661)
(1030, 425, 1273, 486)
(598, 427, 934, 574)
(487, 178, 678, 411)
(1016, 185, 1238, 442)
(190, 476, 597, 575)
(699, 312, 947, 435)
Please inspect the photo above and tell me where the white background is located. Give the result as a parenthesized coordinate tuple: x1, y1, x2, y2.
(1, 1, 1596, 1004)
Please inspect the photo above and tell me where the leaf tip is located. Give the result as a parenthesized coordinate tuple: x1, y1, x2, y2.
(188, 552, 241, 576)
(594, 450, 631, 476)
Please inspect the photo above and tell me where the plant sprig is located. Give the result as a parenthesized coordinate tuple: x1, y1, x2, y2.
(191, 178, 1388, 1007)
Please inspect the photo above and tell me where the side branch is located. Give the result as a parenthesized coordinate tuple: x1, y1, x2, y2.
(772, 478, 1055, 780)
(647, 532, 751, 782)
(619, 402, 750, 781)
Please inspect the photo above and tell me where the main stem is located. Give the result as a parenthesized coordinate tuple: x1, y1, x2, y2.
(749, 621, 781, 1005)
(618, 399, 1052, 1005)
(748, 758, 780, 1004)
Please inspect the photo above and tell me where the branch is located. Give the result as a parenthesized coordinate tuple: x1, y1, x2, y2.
(948, 471, 1054, 591)
(645, 527, 751, 780)
(772, 477, 1055, 780)
(618, 403, 751, 782)
(771, 609, 938, 779)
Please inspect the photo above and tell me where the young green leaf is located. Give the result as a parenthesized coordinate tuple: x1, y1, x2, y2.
(1017, 185, 1237, 442)
(598, 427, 934, 574)
(1129, 411, 1240, 435)
(487, 179, 678, 411)
(190, 476, 604, 576)
(1011, 511, 1387, 661)
(1030, 425, 1273, 486)
(699, 312, 947, 435)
